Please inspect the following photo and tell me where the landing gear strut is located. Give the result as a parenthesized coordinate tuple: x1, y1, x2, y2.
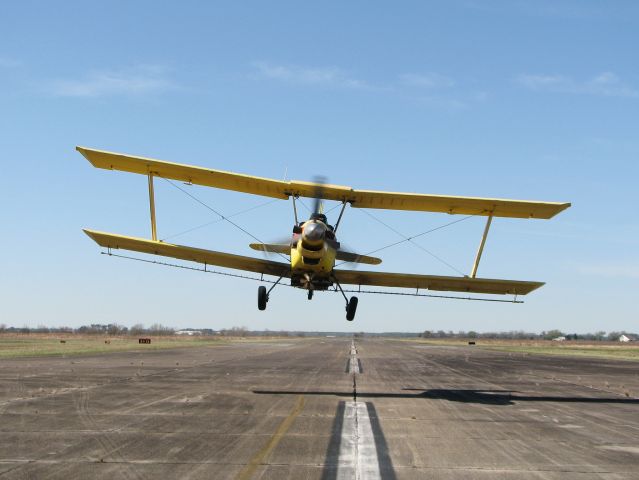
(333, 276, 358, 321)
(307, 289, 314, 300)
(257, 276, 285, 311)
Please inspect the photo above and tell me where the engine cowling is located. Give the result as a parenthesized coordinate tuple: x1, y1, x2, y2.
(301, 221, 326, 249)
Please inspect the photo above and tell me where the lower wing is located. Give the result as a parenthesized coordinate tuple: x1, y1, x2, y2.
(249, 243, 382, 265)
(333, 269, 543, 295)
(84, 230, 291, 278)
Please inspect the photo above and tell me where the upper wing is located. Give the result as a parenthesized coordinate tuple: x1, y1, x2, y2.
(77, 147, 570, 219)
(84, 230, 291, 278)
(333, 269, 543, 295)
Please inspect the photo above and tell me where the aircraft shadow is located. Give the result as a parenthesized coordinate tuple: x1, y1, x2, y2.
(252, 388, 639, 406)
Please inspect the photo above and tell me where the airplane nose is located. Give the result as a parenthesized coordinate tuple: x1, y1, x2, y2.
(302, 222, 325, 245)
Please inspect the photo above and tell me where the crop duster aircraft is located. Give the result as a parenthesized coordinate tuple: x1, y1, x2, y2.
(78, 147, 570, 321)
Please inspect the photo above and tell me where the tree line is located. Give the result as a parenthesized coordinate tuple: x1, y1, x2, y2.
(0, 323, 176, 336)
(418, 330, 637, 341)
(1, 324, 635, 341)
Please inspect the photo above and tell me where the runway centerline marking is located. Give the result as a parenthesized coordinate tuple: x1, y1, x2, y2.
(335, 341, 386, 479)
(236, 394, 305, 480)
(348, 340, 361, 375)
(337, 401, 381, 480)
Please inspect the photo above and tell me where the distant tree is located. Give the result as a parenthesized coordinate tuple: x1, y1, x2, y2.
(421, 330, 432, 338)
(221, 326, 248, 337)
(129, 324, 145, 335)
(543, 329, 564, 340)
(149, 323, 174, 336)
(0, 323, 6, 332)
(107, 324, 126, 335)
(467, 331, 478, 339)
(607, 331, 622, 341)
(593, 331, 606, 341)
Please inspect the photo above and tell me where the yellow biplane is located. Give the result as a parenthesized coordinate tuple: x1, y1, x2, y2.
(78, 147, 570, 321)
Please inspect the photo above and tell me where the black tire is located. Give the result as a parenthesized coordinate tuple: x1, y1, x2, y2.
(258, 286, 267, 311)
(307, 290, 314, 300)
(346, 296, 358, 321)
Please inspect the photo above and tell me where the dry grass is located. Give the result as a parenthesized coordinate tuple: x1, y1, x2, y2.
(0, 333, 229, 358)
(0, 333, 316, 358)
(405, 338, 639, 361)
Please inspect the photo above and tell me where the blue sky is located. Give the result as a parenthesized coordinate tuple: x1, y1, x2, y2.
(1, 1, 638, 333)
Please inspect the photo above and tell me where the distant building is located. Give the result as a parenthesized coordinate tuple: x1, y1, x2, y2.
(552, 336, 566, 342)
(176, 330, 202, 336)
(619, 334, 637, 342)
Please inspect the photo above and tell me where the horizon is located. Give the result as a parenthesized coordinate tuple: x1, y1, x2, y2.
(1, 323, 635, 338)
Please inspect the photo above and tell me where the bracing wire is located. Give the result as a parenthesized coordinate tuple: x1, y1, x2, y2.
(297, 198, 342, 218)
(161, 198, 279, 242)
(296, 198, 312, 214)
(101, 251, 523, 304)
(324, 202, 342, 215)
(335, 214, 474, 267)
(158, 176, 288, 261)
(356, 209, 468, 276)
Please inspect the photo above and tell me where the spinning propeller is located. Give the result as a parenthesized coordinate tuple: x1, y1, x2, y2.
(249, 176, 381, 266)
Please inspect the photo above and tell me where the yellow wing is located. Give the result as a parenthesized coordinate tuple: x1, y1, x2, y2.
(84, 230, 291, 278)
(333, 269, 543, 295)
(248, 243, 383, 265)
(77, 147, 570, 219)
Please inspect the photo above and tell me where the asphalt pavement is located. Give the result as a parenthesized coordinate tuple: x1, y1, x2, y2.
(1, 338, 638, 479)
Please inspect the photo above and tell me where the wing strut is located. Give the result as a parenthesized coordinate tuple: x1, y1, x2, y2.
(334, 201, 348, 233)
(470, 213, 493, 278)
(148, 173, 158, 241)
(291, 195, 299, 225)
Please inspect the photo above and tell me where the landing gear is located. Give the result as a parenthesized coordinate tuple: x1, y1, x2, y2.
(346, 296, 358, 321)
(332, 275, 358, 321)
(258, 285, 268, 310)
(307, 289, 314, 300)
(257, 276, 285, 311)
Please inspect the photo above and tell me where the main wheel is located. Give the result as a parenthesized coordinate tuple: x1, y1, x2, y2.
(307, 290, 314, 300)
(346, 296, 358, 321)
(258, 286, 268, 311)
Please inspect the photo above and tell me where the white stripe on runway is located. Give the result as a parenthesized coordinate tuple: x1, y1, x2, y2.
(349, 340, 360, 374)
(349, 356, 360, 374)
(336, 401, 381, 480)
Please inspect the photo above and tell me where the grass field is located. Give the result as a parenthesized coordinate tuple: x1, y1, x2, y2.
(3, 334, 638, 361)
(0, 334, 234, 358)
(407, 338, 639, 361)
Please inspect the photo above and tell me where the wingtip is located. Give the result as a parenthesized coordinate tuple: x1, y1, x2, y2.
(82, 229, 104, 247)
(76, 146, 92, 162)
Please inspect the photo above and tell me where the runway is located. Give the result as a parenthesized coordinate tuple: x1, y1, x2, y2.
(1, 338, 638, 479)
